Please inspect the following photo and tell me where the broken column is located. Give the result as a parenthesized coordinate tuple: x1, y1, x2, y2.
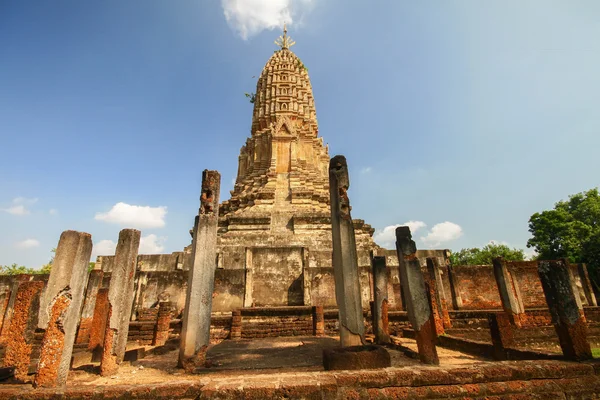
(179, 170, 221, 368)
(100, 229, 141, 376)
(372, 255, 390, 344)
(492, 257, 525, 327)
(312, 305, 325, 336)
(3, 281, 45, 381)
(427, 257, 452, 329)
(75, 270, 104, 345)
(577, 263, 598, 306)
(538, 259, 592, 360)
(88, 288, 109, 361)
(425, 258, 445, 336)
(152, 301, 172, 346)
(395, 227, 439, 365)
(34, 230, 93, 388)
(487, 312, 515, 361)
(328, 155, 365, 347)
(0, 275, 30, 341)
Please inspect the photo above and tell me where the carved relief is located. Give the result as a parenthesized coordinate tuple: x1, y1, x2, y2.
(330, 156, 351, 220)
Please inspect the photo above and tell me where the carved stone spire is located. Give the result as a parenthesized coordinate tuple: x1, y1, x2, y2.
(220, 27, 329, 218)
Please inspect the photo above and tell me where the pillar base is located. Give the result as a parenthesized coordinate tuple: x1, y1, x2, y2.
(323, 345, 391, 371)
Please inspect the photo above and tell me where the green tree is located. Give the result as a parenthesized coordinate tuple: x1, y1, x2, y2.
(527, 188, 600, 288)
(450, 242, 525, 266)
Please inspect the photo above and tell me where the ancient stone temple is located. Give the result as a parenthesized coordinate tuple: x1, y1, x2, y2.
(211, 27, 377, 309)
(93, 27, 446, 315)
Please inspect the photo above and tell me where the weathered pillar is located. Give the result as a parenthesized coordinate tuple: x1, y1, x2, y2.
(446, 263, 463, 310)
(395, 227, 439, 365)
(427, 257, 452, 329)
(329, 155, 365, 347)
(372, 256, 390, 344)
(538, 259, 592, 360)
(487, 312, 515, 361)
(0, 275, 30, 341)
(0, 288, 12, 337)
(34, 230, 93, 388)
(312, 305, 325, 337)
(3, 281, 45, 381)
(100, 229, 141, 376)
(179, 170, 221, 367)
(492, 257, 525, 327)
(75, 270, 104, 345)
(152, 301, 172, 346)
(230, 310, 242, 340)
(577, 263, 598, 306)
(425, 258, 445, 336)
(88, 288, 109, 353)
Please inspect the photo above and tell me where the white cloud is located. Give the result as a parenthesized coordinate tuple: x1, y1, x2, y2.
(360, 167, 372, 174)
(92, 239, 117, 258)
(420, 222, 463, 247)
(92, 234, 166, 258)
(49, 209, 58, 215)
(139, 234, 166, 254)
(95, 202, 167, 229)
(3, 205, 30, 215)
(15, 238, 40, 249)
(2, 197, 39, 215)
(13, 197, 38, 205)
(374, 221, 427, 249)
(221, 0, 315, 40)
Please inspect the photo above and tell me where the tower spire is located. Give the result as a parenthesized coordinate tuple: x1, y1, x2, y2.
(275, 23, 295, 50)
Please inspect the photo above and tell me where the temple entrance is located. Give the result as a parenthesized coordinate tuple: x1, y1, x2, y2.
(244, 247, 305, 307)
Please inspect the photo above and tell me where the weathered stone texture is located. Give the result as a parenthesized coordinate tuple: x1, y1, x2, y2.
(395, 226, 439, 365)
(3, 281, 44, 381)
(34, 230, 93, 388)
(372, 255, 390, 344)
(88, 288, 109, 353)
(329, 155, 365, 347)
(538, 259, 592, 360)
(493, 257, 525, 327)
(100, 229, 141, 376)
(179, 170, 221, 366)
(75, 270, 103, 345)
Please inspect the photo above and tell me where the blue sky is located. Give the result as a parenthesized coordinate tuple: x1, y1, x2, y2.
(1, 1, 599, 267)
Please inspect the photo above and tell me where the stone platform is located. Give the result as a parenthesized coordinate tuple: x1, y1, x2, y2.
(1, 337, 599, 399)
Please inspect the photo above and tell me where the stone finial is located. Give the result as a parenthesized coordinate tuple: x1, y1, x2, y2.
(200, 170, 221, 215)
(395, 226, 417, 257)
(329, 155, 351, 220)
(275, 23, 295, 49)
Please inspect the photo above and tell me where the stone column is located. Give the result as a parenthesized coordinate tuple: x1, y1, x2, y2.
(179, 170, 221, 367)
(372, 256, 390, 344)
(487, 312, 515, 361)
(538, 259, 592, 360)
(395, 227, 439, 365)
(428, 257, 452, 329)
(0, 288, 12, 336)
(34, 230, 93, 388)
(152, 301, 172, 346)
(329, 155, 365, 347)
(0, 275, 30, 341)
(425, 258, 445, 336)
(3, 281, 45, 381)
(230, 310, 242, 340)
(75, 270, 104, 344)
(312, 305, 325, 337)
(100, 229, 141, 376)
(88, 288, 109, 361)
(577, 263, 597, 306)
(446, 263, 463, 310)
(492, 257, 525, 327)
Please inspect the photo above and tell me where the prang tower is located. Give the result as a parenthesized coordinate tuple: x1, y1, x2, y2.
(212, 27, 377, 309)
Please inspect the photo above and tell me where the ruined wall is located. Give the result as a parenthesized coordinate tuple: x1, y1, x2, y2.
(451, 265, 502, 310)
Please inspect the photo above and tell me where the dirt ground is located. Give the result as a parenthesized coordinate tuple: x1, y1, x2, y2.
(62, 336, 486, 387)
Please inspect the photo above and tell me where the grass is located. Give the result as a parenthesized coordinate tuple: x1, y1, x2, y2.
(592, 348, 600, 358)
